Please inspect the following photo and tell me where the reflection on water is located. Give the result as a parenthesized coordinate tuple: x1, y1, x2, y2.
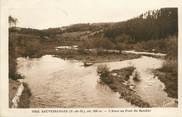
(17, 55, 176, 108)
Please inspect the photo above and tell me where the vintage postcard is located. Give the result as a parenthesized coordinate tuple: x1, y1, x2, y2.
(0, 0, 182, 117)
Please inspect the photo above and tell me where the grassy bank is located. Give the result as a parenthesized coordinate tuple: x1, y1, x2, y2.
(154, 59, 177, 98)
(153, 36, 177, 99)
(97, 65, 150, 107)
(55, 50, 140, 63)
(154, 36, 178, 98)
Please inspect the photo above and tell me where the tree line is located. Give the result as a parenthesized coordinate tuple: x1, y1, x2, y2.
(104, 8, 178, 42)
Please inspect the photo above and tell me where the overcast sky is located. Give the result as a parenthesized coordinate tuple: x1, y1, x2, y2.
(3, 0, 181, 29)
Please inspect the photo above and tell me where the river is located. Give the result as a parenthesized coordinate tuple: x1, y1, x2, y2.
(17, 53, 176, 108)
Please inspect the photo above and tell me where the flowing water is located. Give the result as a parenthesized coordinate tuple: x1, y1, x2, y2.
(17, 54, 177, 108)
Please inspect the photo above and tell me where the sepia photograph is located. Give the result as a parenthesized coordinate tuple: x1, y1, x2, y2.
(1, 0, 182, 117)
(8, 2, 178, 108)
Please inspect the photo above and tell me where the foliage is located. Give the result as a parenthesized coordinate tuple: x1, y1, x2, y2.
(80, 38, 115, 50)
(155, 36, 178, 98)
(104, 8, 178, 42)
(160, 59, 177, 75)
(97, 65, 112, 84)
(133, 70, 140, 81)
(9, 16, 18, 27)
(156, 59, 177, 98)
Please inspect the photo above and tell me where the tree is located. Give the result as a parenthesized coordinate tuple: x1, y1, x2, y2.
(9, 16, 19, 80)
(104, 8, 178, 42)
(9, 15, 18, 28)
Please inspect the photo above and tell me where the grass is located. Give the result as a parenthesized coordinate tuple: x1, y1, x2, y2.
(97, 66, 150, 107)
(151, 35, 178, 98)
(155, 59, 177, 98)
(110, 67, 150, 107)
(160, 59, 177, 74)
(155, 35, 177, 98)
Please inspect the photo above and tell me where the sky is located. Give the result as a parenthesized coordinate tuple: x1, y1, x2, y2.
(2, 0, 181, 29)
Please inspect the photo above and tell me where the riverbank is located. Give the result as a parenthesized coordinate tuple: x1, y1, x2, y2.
(42, 47, 141, 63)
(18, 82, 32, 108)
(9, 79, 20, 107)
(98, 66, 150, 107)
(40, 46, 167, 63)
(16, 44, 142, 63)
(9, 79, 31, 108)
(153, 61, 177, 98)
(56, 52, 141, 63)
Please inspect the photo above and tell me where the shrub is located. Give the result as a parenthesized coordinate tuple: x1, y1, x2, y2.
(79, 39, 93, 49)
(157, 59, 178, 98)
(97, 64, 112, 84)
(18, 82, 32, 108)
(160, 59, 177, 75)
(165, 36, 177, 59)
(77, 48, 87, 54)
(80, 38, 115, 50)
(133, 70, 140, 81)
(10, 73, 24, 80)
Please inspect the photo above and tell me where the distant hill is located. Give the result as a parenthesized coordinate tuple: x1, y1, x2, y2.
(104, 8, 178, 42)
(12, 8, 177, 44)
